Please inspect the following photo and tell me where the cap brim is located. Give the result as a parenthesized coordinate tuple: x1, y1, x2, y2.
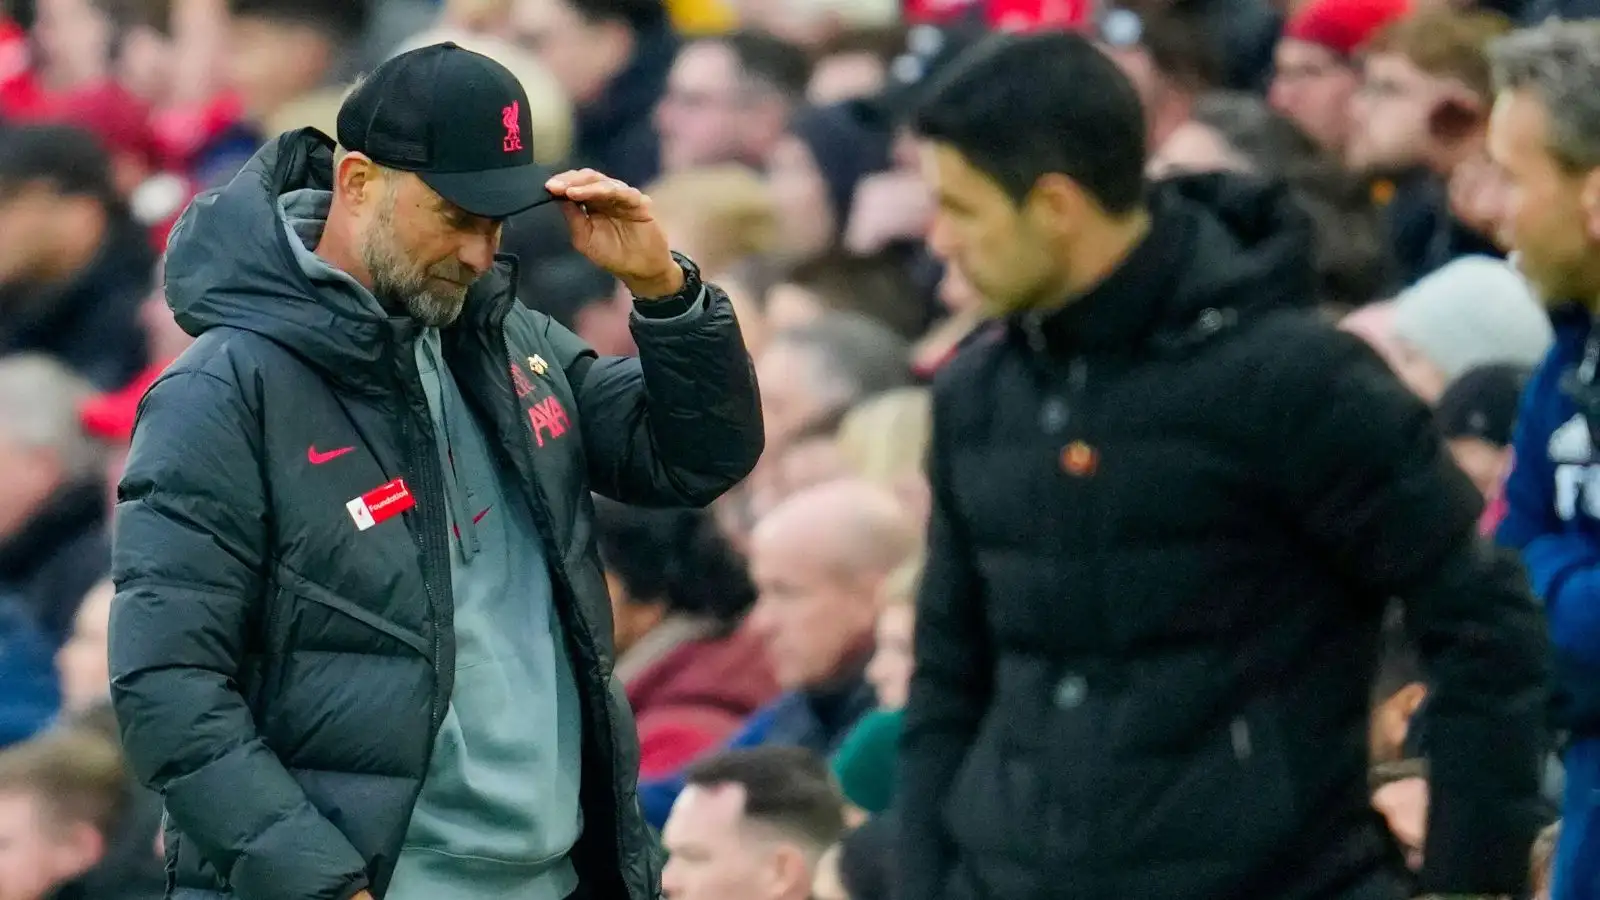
(420, 162, 557, 219)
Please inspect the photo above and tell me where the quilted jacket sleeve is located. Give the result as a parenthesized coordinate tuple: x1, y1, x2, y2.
(1268, 324, 1550, 897)
(542, 281, 763, 507)
(109, 366, 369, 900)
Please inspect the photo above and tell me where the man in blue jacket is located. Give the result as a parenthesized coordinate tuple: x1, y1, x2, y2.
(1491, 20, 1600, 900)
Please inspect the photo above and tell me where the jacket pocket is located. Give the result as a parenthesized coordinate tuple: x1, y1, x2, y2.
(272, 562, 430, 658)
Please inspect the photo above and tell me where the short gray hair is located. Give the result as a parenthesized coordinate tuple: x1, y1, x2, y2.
(0, 354, 102, 480)
(1490, 20, 1600, 170)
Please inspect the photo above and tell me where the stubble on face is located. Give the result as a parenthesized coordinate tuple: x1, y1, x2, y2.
(359, 184, 473, 327)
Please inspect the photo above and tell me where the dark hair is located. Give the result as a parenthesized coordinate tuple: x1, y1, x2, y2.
(683, 746, 845, 849)
(92, 0, 170, 35)
(838, 814, 897, 900)
(769, 311, 914, 406)
(0, 124, 120, 212)
(911, 31, 1147, 212)
(566, 0, 666, 31)
(1189, 91, 1323, 180)
(1286, 163, 1395, 308)
(720, 30, 813, 100)
(592, 497, 756, 627)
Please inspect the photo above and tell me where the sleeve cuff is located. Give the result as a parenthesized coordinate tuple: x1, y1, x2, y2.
(632, 284, 707, 322)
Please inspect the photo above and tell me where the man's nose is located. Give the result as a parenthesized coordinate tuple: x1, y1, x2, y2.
(457, 232, 497, 276)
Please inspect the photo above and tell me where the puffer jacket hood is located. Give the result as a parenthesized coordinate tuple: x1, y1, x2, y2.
(163, 129, 470, 392)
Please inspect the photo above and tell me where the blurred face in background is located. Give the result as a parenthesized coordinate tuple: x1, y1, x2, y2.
(56, 580, 113, 714)
(656, 42, 752, 171)
(1347, 53, 1441, 175)
(919, 141, 1067, 317)
(746, 515, 879, 690)
(765, 135, 835, 264)
(865, 604, 913, 709)
(1488, 89, 1600, 305)
(224, 16, 337, 123)
(512, 0, 630, 106)
(31, 0, 111, 90)
(1448, 436, 1512, 500)
(808, 51, 885, 105)
(662, 785, 800, 900)
(0, 433, 62, 543)
(1269, 39, 1359, 153)
(0, 792, 98, 900)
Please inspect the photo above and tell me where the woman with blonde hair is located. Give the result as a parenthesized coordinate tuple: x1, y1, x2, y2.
(835, 386, 931, 523)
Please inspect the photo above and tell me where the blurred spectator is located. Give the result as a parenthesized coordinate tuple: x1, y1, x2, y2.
(0, 720, 164, 900)
(24, 0, 113, 98)
(831, 552, 919, 816)
(660, 746, 846, 900)
(443, 0, 515, 34)
(646, 164, 777, 277)
(0, 354, 107, 644)
(639, 479, 918, 828)
(909, 260, 983, 378)
(512, 0, 676, 186)
(753, 312, 910, 453)
(764, 253, 926, 338)
(1148, 90, 1323, 180)
(725, 0, 896, 52)
(1349, 9, 1513, 284)
(387, 28, 575, 166)
(1289, 162, 1396, 311)
(54, 578, 110, 716)
(594, 499, 779, 779)
(1435, 363, 1527, 503)
(0, 124, 152, 390)
(91, 0, 173, 104)
(807, 26, 903, 106)
(1095, 6, 1222, 161)
(833, 386, 931, 523)
(1340, 255, 1550, 401)
(767, 101, 891, 268)
(656, 30, 809, 175)
(1268, 0, 1408, 155)
(1490, 21, 1600, 899)
(223, 0, 366, 132)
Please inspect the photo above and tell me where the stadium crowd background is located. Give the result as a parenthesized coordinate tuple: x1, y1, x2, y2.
(0, 0, 1589, 896)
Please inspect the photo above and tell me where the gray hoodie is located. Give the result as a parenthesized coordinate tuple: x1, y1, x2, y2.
(280, 189, 583, 900)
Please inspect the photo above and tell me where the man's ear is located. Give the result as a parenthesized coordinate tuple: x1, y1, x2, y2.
(1025, 173, 1089, 240)
(1428, 86, 1487, 145)
(334, 151, 380, 207)
(1581, 167, 1600, 243)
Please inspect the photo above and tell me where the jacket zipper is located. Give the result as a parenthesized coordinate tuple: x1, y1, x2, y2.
(396, 373, 449, 742)
(1065, 353, 1103, 886)
(499, 329, 632, 899)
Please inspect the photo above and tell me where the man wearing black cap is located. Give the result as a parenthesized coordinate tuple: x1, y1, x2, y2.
(105, 42, 762, 900)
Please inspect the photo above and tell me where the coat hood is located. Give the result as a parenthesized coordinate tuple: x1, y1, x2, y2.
(163, 128, 518, 392)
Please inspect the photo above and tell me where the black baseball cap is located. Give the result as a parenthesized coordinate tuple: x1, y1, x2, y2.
(336, 42, 552, 219)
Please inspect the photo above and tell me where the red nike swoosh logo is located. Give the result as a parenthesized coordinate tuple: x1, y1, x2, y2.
(472, 506, 492, 524)
(307, 445, 355, 465)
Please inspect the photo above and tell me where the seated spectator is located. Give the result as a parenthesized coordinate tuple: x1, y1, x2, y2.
(0, 599, 57, 749)
(1340, 255, 1552, 402)
(1435, 363, 1528, 512)
(764, 252, 928, 340)
(645, 167, 778, 338)
(655, 31, 811, 174)
(639, 479, 918, 828)
(754, 312, 911, 455)
(0, 720, 164, 900)
(222, 0, 366, 139)
(831, 552, 920, 817)
(661, 746, 847, 900)
(1268, 0, 1408, 156)
(55, 578, 111, 716)
(806, 26, 903, 106)
(1095, 5, 1221, 163)
(594, 499, 779, 779)
(834, 386, 931, 523)
(766, 101, 892, 268)
(1148, 90, 1323, 180)
(0, 354, 108, 645)
(0, 124, 153, 390)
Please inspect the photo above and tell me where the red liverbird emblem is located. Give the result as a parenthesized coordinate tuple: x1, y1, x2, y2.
(502, 101, 523, 153)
